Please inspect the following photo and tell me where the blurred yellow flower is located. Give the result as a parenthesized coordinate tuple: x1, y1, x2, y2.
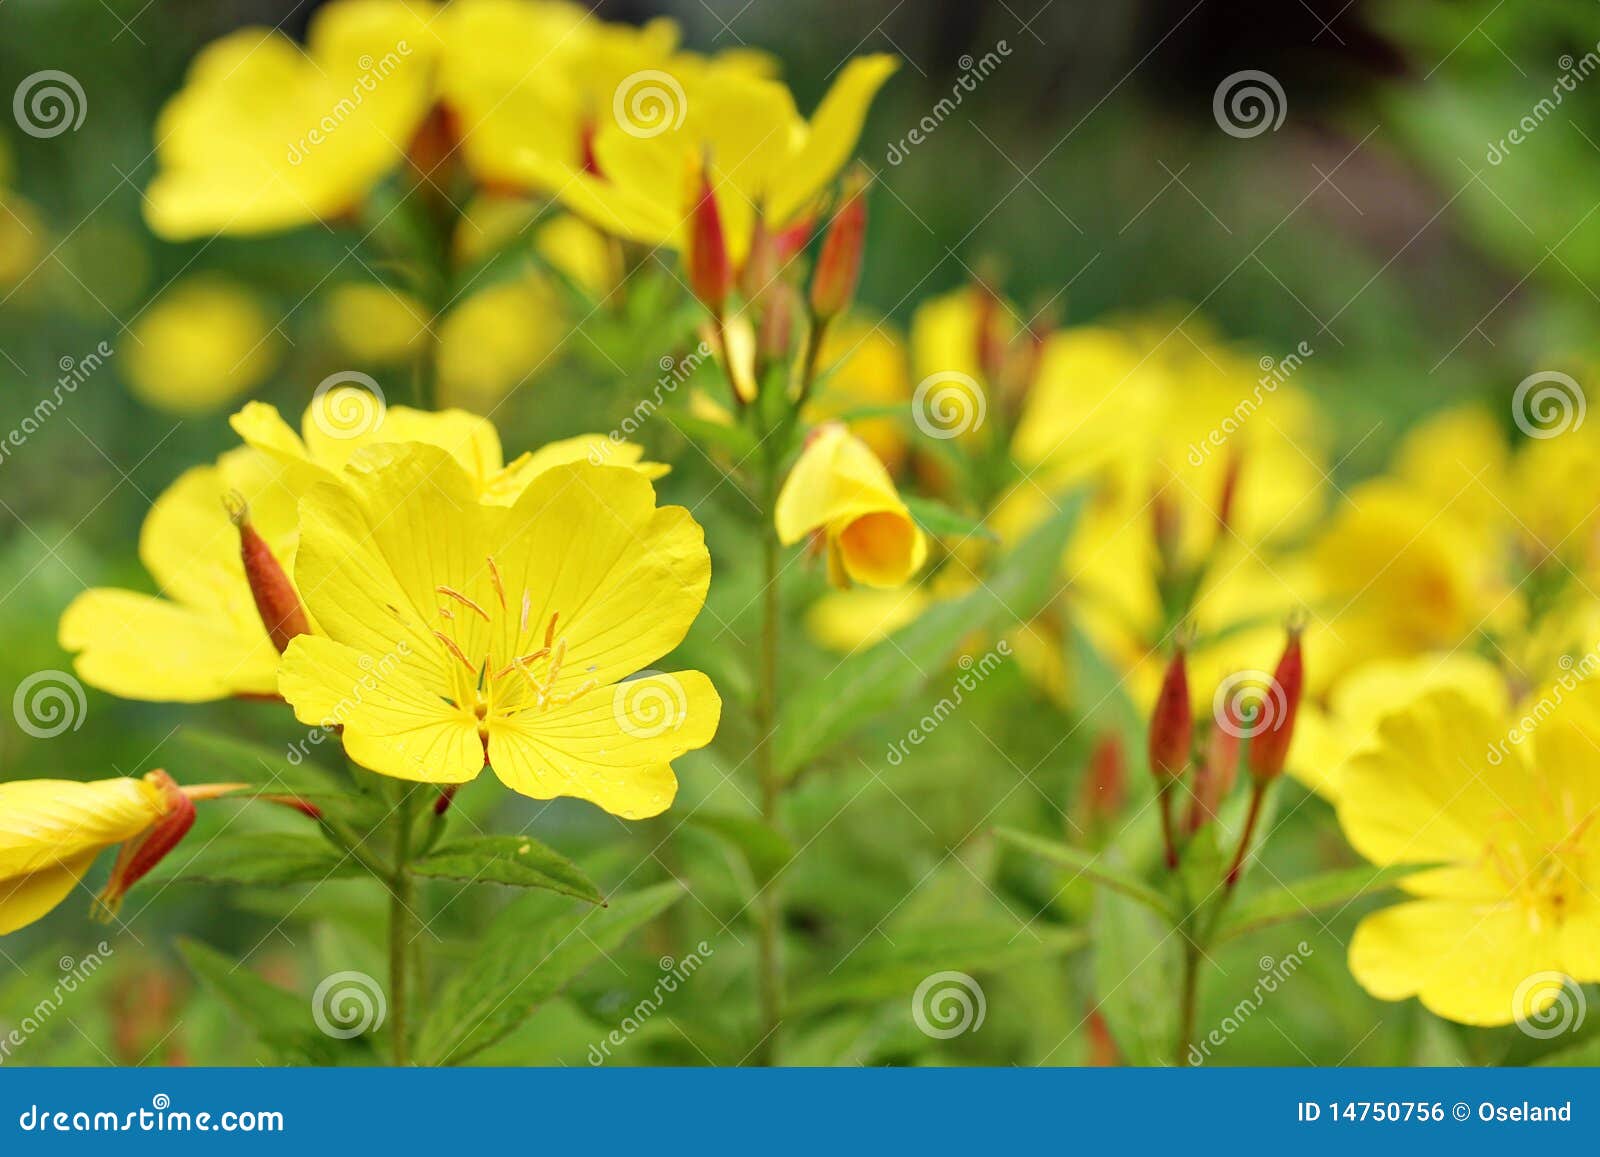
(804, 316, 912, 473)
(146, 0, 439, 239)
(777, 423, 927, 589)
(1338, 689, 1600, 1025)
(278, 445, 719, 818)
(124, 280, 280, 414)
(324, 283, 429, 364)
(436, 274, 569, 410)
(0, 773, 180, 934)
(62, 393, 665, 701)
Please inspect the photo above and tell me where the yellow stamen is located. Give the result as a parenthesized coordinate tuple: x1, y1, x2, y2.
(433, 630, 477, 673)
(486, 556, 507, 611)
(436, 585, 490, 622)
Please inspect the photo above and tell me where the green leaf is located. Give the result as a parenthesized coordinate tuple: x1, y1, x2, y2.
(1214, 863, 1421, 943)
(995, 827, 1175, 920)
(790, 922, 1085, 1014)
(155, 832, 363, 887)
(417, 882, 685, 1065)
(776, 487, 1085, 774)
(687, 811, 794, 887)
(1091, 881, 1177, 1066)
(903, 495, 997, 542)
(177, 938, 343, 1065)
(410, 835, 603, 904)
(168, 729, 378, 826)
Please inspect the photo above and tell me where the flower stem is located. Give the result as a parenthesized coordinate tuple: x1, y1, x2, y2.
(1176, 936, 1201, 1066)
(388, 789, 418, 1066)
(1223, 780, 1268, 890)
(753, 468, 785, 1066)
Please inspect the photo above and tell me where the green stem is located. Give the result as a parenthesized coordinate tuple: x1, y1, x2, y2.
(389, 789, 418, 1066)
(1223, 780, 1268, 890)
(1176, 935, 1201, 1066)
(753, 466, 784, 1066)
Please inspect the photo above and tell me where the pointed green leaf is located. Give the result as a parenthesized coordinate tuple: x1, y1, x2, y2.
(410, 835, 603, 904)
(177, 938, 344, 1064)
(1215, 863, 1421, 943)
(903, 496, 997, 542)
(1091, 883, 1177, 1066)
(417, 882, 685, 1065)
(996, 827, 1176, 920)
(155, 832, 362, 887)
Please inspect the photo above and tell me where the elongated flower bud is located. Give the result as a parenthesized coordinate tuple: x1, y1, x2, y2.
(809, 170, 868, 322)
(225, 492, 309, 653)
(1248, 625, 1304, 783)
(1148, 646, 1193, 781)
(1077, 732, 1126, 832)
(96, 770, 196, 919)
(687, 162, 731, 316)
(1185, 721, 1241, 834)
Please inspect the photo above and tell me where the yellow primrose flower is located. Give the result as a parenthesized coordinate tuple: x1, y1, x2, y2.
(124, 280, 280, 414)
(62, 394, 664, 702)
(146, 0, 440, 239)
(1338, 689, 1600, 1025)
(278, 445, 720, 818)
(324, 283, 429, 364)
(435, 274, 569, 411)
(776, 424, 928, 589)
(521, 53, 897, 267)
(804, 317, 912, 474)
(0, 773, 188, 934)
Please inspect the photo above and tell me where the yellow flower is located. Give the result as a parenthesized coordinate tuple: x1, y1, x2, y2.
(522, 53, 897, 266)
(61, 394, 664, 701)
(146, 0, 440, 239)
(124, 280, 280, 414)
(0, 773, 181, 934)
(803, 317, 912, 474)
(435, 275, 569, 411)
(278, 445, 719, 818)
(1338, 689, 1600, 1025)
(776, 424, 927, 589)
(324, 283, 429, 364)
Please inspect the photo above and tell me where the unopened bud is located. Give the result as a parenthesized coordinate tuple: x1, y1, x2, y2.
(1148, 646, 1193, 780)
(973, 270, 1009, 384)
(1077, 732, 1126, 831)
(1248, 624, 1304, 783)
(1185, 721, 1241, 834)
(687, 162, 731, 316)
(225, 492, 309, 653)
(809, 170, 868, 322)
(96, 770, 196, 919)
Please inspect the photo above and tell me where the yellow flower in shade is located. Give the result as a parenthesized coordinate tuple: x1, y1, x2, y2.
(145, 1, 440, 239)
(776, 424, 927, 589)
(324, 283, 429, 364)
(0, 772, 192, 934)
(123, 280, 280, 414)
(278, 445, 719, 818)
(1338, 689, 1600, 1025)
(803, 317, 912, 474)
(61, 394, 665, 702)
(521, 53, 897, 267)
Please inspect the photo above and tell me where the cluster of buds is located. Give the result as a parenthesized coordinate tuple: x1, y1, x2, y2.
(973, 272, 1052, 424)
(1145, 622, 1304, 884)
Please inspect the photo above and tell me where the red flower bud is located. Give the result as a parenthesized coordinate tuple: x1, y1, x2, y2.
(226, 492, 309, 653)
(1185, 720, 1241, 835)
(687, 162, 731, 316)
(1148, 646, 1193, 780)
(809, 171, 868, 322)
(1077, 732, 1126, 832)
(96, 770, 196, 919)
(1248, 624, 1304, 783)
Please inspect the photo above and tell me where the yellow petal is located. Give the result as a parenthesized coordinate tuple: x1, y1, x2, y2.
(768, 55, 898, 224)
(278, 635, 483, 784)
(488, 670, 720, 818)
(486, 434, 668, 506)
(1349, 899, 1563, 1026)
(0, 851, 98, 935)
(0, 778, 163, 878)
